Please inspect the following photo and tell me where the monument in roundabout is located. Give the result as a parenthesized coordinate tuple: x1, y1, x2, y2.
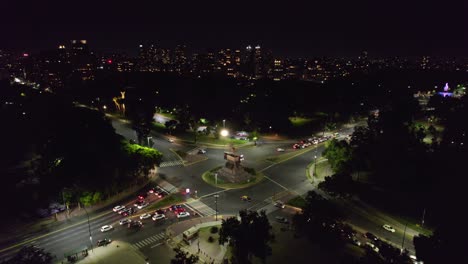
(214, 144, 255, 184)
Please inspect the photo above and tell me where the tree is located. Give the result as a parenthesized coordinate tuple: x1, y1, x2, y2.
(2, 245, 53, 264)
(318, 172, 354, 197)
(79, 191, 93, 206)
(219, 210, 275, 263)
(170, 247, 198, 264)
(323, 139, 353, 174)
(292, 191, 344, 249)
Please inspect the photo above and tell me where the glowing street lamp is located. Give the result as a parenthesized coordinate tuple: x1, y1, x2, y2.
(220, 129, 229, 137)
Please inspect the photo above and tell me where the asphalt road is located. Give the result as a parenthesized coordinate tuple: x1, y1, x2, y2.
(0, 120, 418, 261)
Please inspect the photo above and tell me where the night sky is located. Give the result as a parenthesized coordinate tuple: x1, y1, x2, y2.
(2, 0, 467, 57)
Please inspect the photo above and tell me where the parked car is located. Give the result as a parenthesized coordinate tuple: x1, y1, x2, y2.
(274, 200, 285, 208)
(276, 148, 285, 152)
(177, 212, 190, 218)
(152, 214, 166, 221)
(198, 149, 206, 154)
(113, 205, 125, 212)
(170, 205, 183, 211)
(167, 138, 174, 143)
(140, 213, 151, 220)
(382, 224, 396, 233)
(365, 242, 379, 252)
(154, 191, 165, 198)
(137, 193, 147, 200)
(100, 225, 113, 232)
(97, 239, 111, 247)
(119, 219, 132, 225)
(275, 216, 288, 224)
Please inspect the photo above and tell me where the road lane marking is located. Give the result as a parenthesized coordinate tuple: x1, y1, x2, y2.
(150, 242, 163, 248)
(198, 189, 229, 199)
(262, 174, 289, 191)
(0, 210, 113, 253)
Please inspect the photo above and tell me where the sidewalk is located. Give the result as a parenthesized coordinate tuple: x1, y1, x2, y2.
(166, 216, 233, 264)
(69, 240, 147, 264)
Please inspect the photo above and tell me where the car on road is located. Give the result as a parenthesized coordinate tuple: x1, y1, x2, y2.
(365, 232, 378, 241)
(100, 225, 113, 232)
(275, 216, 288, 224)
(113, 205, 125, 212)
(137, 202, 149, 209)
(276, 148, 285, 152)
(121, 208, 134, 217)
(241, 195, 252, 202)
(97, 239, 111, 247)
(152, 214, 166, 221)
(119, 219, 132, 225)
(140, 213, 151, 220)
(198, 149, 206, 154)
(167, 138, 174, 143)
(274, 200, 285, 208)
(170, 205, 183, 211)
(137, 193, 147, 200)
(134, 200, 144, 207)
(154, 191, 165, 198)
(177, 212, 190, 218)
(352, 238, 362, 246)
(128, 221, 143, 229)
(156, 209, 166, 214)
(382, 224, 396, 233)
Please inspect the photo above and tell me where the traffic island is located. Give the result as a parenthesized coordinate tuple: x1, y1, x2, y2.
(202, 166, 264, 189)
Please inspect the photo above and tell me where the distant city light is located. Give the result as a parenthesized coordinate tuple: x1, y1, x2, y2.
(23, 53, 29, 57)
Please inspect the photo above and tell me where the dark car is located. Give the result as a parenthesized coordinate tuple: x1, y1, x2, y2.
(137, 193, 147, 200)
(365, 232, 378, 241)
(128, 221, 143, 229)
(97, 239, 111, 247)
(156, 209, 166, 215)
(275, 216, 289, 224)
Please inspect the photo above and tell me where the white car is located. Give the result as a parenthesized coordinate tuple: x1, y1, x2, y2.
(198, 149, 206, 154)
(140, 213, 151, 220)
(177, 212, 190, 218)
(119, 219, 131, 225)
(113, 205, 125, 212)
(276, 148, 285, 152)
(167, 138, 174, 143)
(137, 202, 149, 209)
(365, 242, 379, 252)
(383, 224, 396, 233)
(152, 214, 166, 221)
(100, 225, 113, 232)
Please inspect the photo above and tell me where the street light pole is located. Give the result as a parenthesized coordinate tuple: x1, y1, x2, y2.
(214, 195, 219, 221)
(83, 207, 93, 252)
(215, 173, 218, 186)
(147, 136, 152, 147)
(314, 155, 317, 177)
(223, 119, 226, 128)
(401, 223, 408, 254)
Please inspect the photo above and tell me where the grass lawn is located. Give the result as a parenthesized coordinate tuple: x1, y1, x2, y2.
(157, 112, 176, 120)
(266, 146, 315, 163)
(202, 167, 264, 189)
(177, 132, 249, 146)
(289, 116, 314, 127)
(287, 196, 306, 209)
(152, 122, 166, 133)
(315, 158, 333, 179)
(147, 193, 185, 211)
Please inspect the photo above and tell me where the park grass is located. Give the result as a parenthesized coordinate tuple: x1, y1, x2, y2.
(289, 116, 314, 127)
(146, 193, 185, 211)
(152, 122, 166, 133)
(202, 167, 264, 189)
(315, 158, 333, 179)
(158, 112, 176, 120)
(177, 132, 249, 146)
(287, 196, 306, 209)
(265, 146, 315, 163)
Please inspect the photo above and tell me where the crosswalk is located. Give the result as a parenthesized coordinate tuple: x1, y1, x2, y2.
(132, 232, 166, 249)
(185, 200, 217, 216)
(159, 160, 184, 168)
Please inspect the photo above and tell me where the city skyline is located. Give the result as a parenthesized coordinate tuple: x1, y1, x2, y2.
(2, 1, 467, 57)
